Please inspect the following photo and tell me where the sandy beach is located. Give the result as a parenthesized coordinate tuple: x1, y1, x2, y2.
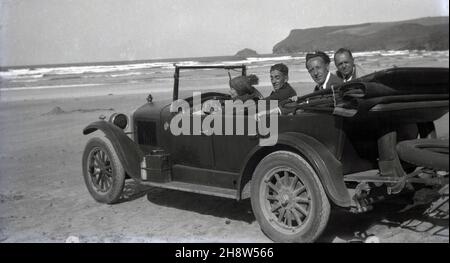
(0, 56, 448, 243)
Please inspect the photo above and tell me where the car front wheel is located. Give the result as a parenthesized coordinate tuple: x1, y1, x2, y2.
(82, 137, 125, 204)
(251, 151, 330, 243)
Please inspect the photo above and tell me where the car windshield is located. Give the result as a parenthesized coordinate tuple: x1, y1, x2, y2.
(176, 66, 245, 100)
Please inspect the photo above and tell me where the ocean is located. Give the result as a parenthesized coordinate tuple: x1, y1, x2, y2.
(0, 50, 448, 96)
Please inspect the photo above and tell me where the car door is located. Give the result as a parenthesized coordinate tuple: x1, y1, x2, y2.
(160, 105, 215, 169)
(211, 106, 260, 173)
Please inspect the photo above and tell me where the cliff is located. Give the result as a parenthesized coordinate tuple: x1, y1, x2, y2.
(273, 16, 449, 53)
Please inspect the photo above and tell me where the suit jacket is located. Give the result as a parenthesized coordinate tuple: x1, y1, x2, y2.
(264, 82, 296, 102)
(335, 64, 367, 82)
(259, 83, 297, 115)
(314, 72, 343, 92)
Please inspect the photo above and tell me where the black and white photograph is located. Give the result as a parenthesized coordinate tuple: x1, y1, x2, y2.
(0, 0, 448, 244)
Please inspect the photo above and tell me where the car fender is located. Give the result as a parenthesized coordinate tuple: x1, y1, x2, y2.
(239, 132, 351, 207)
(83, 121, 144, 179)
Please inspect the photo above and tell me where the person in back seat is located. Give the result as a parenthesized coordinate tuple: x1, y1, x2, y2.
(306, 51, 342, 92)
(333, 48, 367, 82)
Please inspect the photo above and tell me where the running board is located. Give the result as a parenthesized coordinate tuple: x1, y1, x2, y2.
(343, 169, 400, 183)
(140, 181, 238, 199)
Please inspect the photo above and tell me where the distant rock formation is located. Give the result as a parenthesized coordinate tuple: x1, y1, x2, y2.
(235, 48, 259, 58)
(273, 16, 449, 54)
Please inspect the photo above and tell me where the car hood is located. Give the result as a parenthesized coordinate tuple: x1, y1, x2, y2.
(133, 98, 172, 121)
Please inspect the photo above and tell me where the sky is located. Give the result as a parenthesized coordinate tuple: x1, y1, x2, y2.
(0, 0, 449, 66)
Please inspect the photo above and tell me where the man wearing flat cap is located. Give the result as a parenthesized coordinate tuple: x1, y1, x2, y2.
(305, 51, 342, 92)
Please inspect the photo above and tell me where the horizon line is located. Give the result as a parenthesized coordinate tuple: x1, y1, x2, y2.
(2, 49, 450, 70)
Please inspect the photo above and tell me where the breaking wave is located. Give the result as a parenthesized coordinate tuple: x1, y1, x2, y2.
(1, 50, 447, 91)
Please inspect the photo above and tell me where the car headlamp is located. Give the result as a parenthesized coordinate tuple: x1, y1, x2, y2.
(109, 113, 128, 130)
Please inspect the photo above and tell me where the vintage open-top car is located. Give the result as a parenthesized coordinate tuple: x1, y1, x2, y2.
(82, 65, 449, 242)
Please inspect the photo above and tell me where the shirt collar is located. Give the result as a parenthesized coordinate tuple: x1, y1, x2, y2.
(274, 82, 289, 92)
(321, 71, 331, 89)
(343, 66, 356, 82)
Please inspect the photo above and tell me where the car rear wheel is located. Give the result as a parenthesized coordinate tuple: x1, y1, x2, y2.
(251, 151, 330, 243)
(82, 137, 125, 204)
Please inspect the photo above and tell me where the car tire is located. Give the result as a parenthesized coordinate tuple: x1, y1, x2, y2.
(82, 137, 126, 204)
(251, 151, 330, 243)
(397, 139, 449, 171)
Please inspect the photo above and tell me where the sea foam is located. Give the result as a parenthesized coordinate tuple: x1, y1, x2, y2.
(1, 50, 448, 88)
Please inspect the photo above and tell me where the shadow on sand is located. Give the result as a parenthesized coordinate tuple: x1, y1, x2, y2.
(318, 195, 449, 242)
(145, 189, 255, 224)
(117, 179, 154, 204)
(117, 179, 448, 242)
(117, 179, 255, 223)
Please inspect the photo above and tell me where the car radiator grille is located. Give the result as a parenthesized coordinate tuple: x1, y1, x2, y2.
(136, 121, 157, 146)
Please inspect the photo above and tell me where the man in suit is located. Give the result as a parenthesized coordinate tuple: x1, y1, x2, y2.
(305, 51, 342, 92)
(334, 48, 367, 82)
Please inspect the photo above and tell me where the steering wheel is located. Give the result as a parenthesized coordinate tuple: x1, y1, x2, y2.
(202, 97, 226, 114)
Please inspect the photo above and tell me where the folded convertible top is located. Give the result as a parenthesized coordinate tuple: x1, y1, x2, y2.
(356, 67, 449, 95)
(289, 67, 449, 119)
(339, 67, 448, 99)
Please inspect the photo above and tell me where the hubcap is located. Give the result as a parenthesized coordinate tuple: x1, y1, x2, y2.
(261, 169, 311, 233)
(87, 147, 113, 193)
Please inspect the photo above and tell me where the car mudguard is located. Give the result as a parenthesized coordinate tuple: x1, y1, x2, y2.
(83, 121, 144, 179)
(240, 132, 351, 207)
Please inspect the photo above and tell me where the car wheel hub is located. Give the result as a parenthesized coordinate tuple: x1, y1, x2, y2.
(280, 193, 290, 206)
